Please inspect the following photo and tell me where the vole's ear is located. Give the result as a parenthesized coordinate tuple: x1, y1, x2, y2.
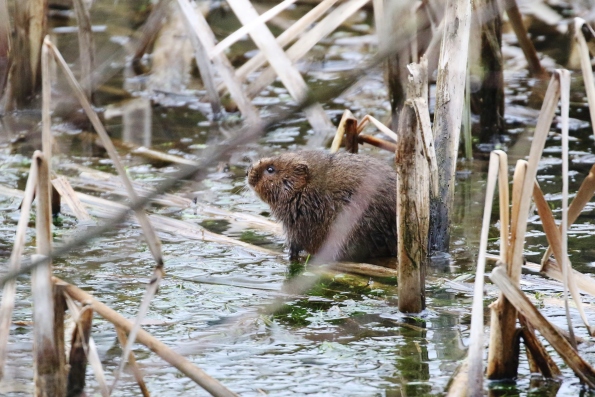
(294, 162, 309, 176)
(293, 162, 309, 190)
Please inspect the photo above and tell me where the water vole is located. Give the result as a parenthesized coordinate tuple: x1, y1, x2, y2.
(247, 150, 397, 261)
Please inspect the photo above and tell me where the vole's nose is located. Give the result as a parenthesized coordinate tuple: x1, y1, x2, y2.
(245, 164, 252, 177)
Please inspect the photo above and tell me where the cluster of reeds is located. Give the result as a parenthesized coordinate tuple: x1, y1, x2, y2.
(447, 16, 595, 395)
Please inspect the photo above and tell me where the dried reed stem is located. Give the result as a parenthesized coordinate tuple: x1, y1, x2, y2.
(467, 151, 501, 394)
(490, 266, 595, 387)
(56, 278, 238, 397)
(227, 0, 333, 135)
(0, 158, 38, 380)
(233, 0, 339, 84)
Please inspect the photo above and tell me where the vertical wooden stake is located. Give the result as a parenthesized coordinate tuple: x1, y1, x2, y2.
(429, 0, 472, 252)
(396, 100, 429, 313)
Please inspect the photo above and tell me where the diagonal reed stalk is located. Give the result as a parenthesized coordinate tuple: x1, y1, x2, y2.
(44, 39, 167, 393)
(0, 158, 38, 380)
(490, 266, 595, 387)
(487, 72, 561, 379)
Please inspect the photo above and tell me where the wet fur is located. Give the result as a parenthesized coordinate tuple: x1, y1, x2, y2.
(247, 151, 397, 261)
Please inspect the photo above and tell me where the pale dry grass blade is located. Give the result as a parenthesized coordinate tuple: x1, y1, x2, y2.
(467, 151, 500, 395)
(57, 278, 238, 397)
(357, 114, 399, 143)
(233, 0, 339, 84)
(211, 0, 299, 58)
(490, 266, 595, 387)
(330, 109, 356, 153)
(0, 159, 38, 380)
(247, 0, 370, 98)
(42, 37, 51, 164)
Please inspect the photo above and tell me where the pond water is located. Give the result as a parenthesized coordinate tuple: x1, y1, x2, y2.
(2, 0, 595, 396)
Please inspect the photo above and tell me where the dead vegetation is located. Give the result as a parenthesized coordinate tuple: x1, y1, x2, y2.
(1, 0, 595, 395)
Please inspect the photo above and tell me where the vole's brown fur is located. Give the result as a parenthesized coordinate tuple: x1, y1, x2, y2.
(247, 150, 397, 261)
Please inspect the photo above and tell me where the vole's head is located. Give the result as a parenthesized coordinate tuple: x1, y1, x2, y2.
(247, 153, 310, 206)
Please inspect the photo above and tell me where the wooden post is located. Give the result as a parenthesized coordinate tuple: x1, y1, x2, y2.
(428, 0, 472, 253)
(396, 100, 429, 313)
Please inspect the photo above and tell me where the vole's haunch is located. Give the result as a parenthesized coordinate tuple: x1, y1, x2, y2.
(247, 150, 397, 262)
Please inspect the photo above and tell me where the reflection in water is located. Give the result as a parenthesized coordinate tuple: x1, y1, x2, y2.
(105, 97, 152, 147)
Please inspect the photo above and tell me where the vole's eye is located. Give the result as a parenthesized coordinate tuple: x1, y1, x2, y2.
(265, 166, 275, 174)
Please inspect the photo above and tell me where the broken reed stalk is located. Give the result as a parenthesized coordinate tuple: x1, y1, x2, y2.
(466, 151, 503, 395)
(226, 0, 333, 135)
(32, 151, 66, 396)
(64, 294, 109, 397)
(0, 0, 10, 99)
(0, 159, 38, 380)
(246, 0, 369, 99)
(500, 0, 547, 80)
(211, 0, 299, 58)
(490, 266, 595, 387)
(487, 73, 560, 380)
(73, 0, 95, 99)
(232, 0, 339, 84)
(428, 0, 471, 252)
(66, 305, 94, 397)
(55, 278, 239, 397)
(518, 315, 561, 378)
(396, 101, 428, 313)
(176, 0, 260, 124)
